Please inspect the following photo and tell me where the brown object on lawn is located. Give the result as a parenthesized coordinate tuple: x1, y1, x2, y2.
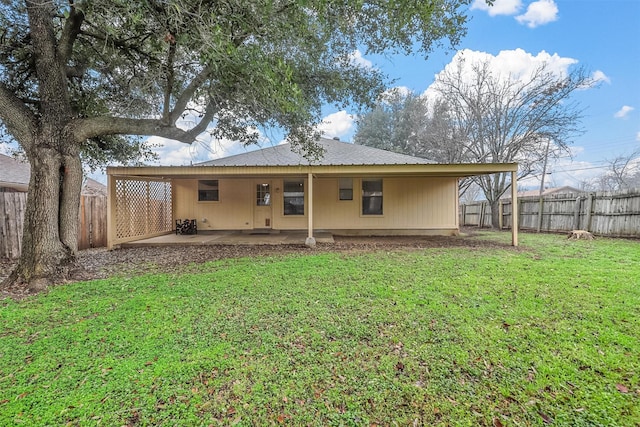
(568, 230, 594, 240)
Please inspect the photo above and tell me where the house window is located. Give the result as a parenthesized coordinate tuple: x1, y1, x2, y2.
(283, 179, 304, 215)
(362, 179, 383, 215)
(257, 183, 271, 206)
(339, 178, 353, 201)
(198, 180, 219, 201)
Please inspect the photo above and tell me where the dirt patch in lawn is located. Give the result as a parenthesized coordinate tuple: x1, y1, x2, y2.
(1, 229, 515, 300)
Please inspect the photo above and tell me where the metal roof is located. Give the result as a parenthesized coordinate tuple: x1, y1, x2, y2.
(196, 138, 435, 167)
(108, 138, 517, 178)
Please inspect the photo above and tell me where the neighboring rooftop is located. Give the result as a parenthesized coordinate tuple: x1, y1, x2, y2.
(517, 186, 583, 198)
(196, 138, 435, 167)
(0, 153, 106, 195)
(82, 177, 108, 197)
(0, 153, 30, 191)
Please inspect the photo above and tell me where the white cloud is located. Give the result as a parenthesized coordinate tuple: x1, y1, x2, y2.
(147, 136, 200, 165)
(199, 127, 276, 162)
(471, 0, 522, 16)
(552, 163, 603, 187)
(614, 105, 634, 119)
(427, 49, 578, 96)
(493, 48, 576, 79)
(0, 142, 24, 159)
(149, 109, 353, 165)
(316, 110, 355, 138)
(592, 70, 610, 84)
(146, 108, 277, 164)
(348, 50, 373, 68)
(516, 0, 559, 28)
(148, 131, 274, 165)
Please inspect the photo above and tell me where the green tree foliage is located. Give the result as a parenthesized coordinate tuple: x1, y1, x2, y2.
(353, 88, 468, 163)
(353, 88, 476, 196)
(0, 0, 478, 291)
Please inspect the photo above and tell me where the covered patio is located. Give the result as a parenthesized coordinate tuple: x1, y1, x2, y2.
(119, 230, 335, 247)
(107, 139, 520, 249)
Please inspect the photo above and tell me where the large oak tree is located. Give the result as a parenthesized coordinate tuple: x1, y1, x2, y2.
(0, 0, 479, 292)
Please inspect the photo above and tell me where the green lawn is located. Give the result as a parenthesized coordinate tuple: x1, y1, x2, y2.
(1, 232, 638, 426)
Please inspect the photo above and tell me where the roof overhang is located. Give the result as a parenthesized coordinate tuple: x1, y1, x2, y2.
(107, 163, 518, 179)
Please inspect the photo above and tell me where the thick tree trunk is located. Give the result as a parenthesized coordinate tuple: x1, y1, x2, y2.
(60, 148, 83, 252)
(0, 2, 85, 293)
(490, 199, 501, 229)
(2, 143, 82, 293)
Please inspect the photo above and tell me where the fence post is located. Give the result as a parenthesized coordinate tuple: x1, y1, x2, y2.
(457, 189, 639, 237)
(498, 200, 503, 229)
(586, 193, 594, 232)
(461, 203, 466, 226)
(518, 198, 523, 231)
(536, 196, 544, 232)
(573, 196, 582, 230)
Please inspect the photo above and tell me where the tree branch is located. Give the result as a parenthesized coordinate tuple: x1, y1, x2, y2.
(58, 2, 84, 63)
(168, 65, 214, 124)
(161, 36, 177, 122)
(0, 82, 38, 149)
(69, 106, 216, 144)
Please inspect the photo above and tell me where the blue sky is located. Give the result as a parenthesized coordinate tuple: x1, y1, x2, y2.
(145, 0, 639, 190)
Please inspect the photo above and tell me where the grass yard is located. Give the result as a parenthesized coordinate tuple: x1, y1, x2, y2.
(0, 232, 638, 426)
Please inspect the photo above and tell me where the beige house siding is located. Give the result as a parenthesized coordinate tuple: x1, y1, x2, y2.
(173, 179, 254, 229)
(312, 177, 457, 230)
(172, 176, 458, 232)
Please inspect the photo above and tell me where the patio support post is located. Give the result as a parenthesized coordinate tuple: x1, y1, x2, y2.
(305, 172, 316, 247)
(511, 170, 519, 247)
(106, 173, 115, 250)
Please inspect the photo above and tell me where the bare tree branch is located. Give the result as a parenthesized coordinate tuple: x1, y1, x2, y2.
(602, 149, 640, 190)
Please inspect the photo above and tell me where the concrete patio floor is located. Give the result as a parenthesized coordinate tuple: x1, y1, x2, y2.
(120, 230, 334, 247)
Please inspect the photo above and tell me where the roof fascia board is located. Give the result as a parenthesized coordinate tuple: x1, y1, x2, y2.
(107, 163, 518, 178)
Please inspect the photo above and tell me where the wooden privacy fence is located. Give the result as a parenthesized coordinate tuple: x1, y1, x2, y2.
(460, 188, 640, 237)
(0, 192, 107, 259)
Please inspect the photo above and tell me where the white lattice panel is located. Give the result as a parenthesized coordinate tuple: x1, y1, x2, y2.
(115, 178, 172, 240)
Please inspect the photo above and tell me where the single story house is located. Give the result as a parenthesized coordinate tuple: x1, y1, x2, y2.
(106, 138, 519, 248)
